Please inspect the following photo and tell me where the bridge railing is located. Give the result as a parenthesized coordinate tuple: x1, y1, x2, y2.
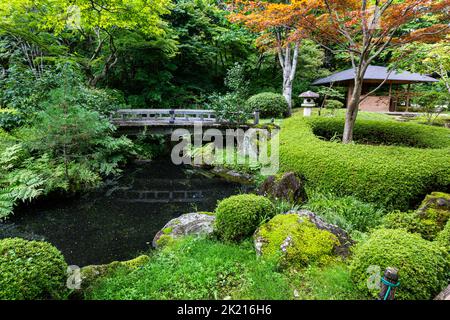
(110, 109, 217, 124)
(110, 109, 260, 125)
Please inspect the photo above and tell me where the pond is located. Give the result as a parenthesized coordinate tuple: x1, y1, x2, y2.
(0, 158, 249, 266)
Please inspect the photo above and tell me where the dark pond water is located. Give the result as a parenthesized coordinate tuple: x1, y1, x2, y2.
(0, 159, 248, 266)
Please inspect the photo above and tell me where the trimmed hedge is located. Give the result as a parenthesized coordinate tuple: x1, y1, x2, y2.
(349, 228, 450, 300)
(215, 194, 276, 242)
(310, 117, 450, 148)
(246, 92, 288, 118)
(0, 238, 68, 300)
(279, 115, 450, 210)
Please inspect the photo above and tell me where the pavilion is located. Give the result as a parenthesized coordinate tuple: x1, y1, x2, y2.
(312, 65, 438, 112)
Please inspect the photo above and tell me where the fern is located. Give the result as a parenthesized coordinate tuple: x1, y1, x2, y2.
(0, 188, 14, 220)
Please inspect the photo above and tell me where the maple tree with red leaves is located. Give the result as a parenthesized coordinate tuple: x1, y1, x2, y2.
(230, 0, 449, 143)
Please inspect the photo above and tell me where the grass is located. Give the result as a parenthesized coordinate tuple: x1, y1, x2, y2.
(303, 190, 385, 236)
(290, 263, 367, 300)
(87, 237, 294, 300)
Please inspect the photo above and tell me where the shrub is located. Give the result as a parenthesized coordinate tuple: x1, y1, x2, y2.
(88, 237, 292, 300)
(309, 116, 450, 148)
(215, 194, 275, 242)
(246, 92, 288, 118)
(279, 115, 450, 210)
(255, 214, 339, 268)
(436, 220, 450, 252)
(0, 238, 68, 300)
(349, 229, 450, 300)
(303, 190, 385, 234)
(382, 210, 441, 241)
(382, 192, 450, 240)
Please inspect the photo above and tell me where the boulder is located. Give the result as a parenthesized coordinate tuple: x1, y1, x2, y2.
(285, 210, 354, 257)
(211, 167, 254, 184)
(416, 192, 450, 229)
(69, 254, 150, 298)
(152, 212, 216, 248)
(254, 213, 340, 268)
(258, 172, 305, 203)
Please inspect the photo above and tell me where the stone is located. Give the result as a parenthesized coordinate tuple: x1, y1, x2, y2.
(434, 285, 450, 300)
(286, 210, 354, 257)
(211, 167, 254, 184)
(258, 172, 305, 203)
(416, 192, 450, 229)
(152, 212, 216, 248)
(69, 254, 150, 298)
(254, 214, 340, 268)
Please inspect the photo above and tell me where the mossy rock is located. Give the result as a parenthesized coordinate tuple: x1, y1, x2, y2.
(416, 192, 450, 228)
(258, 172, 306, 203)
(152, 212, 216, 248)
(382, 192, 450, 240)
(77, 255, 150, 294)
(254, 214, 340, 268)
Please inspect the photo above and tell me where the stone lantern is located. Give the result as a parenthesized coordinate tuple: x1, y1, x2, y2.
(299, 91, 320, 117)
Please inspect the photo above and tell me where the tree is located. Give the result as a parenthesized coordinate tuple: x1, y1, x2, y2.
(300, 0, 449, 143)
(391, 40, 450, 94)
(0, 0, 171, 87)
(229, 0, 320, 115)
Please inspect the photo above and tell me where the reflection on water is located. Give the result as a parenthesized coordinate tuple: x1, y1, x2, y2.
(0, 159, 248, 266)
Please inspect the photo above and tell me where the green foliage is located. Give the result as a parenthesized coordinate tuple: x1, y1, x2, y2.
(279, 114, 450, 210)
(309, 116, 450, 148)
(436, 220, 450, 252)
(88, 237, 293, 300)
(0, 108, 24, 130)
(246, 92, 288, 118)
(290, 263, 365, 300)
(303, 190, 385, 234)
(349, 228, 450, 300)
(382, 192, 450, 241)
(256, 214, 338, 268)
(382, 211, 442, 241)
(0, 238, 68, 300)
(207, 63, 252, 124)
(214, 194, 276, 242)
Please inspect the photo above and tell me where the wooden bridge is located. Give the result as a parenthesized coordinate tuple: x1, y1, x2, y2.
(110, 109, 260, 135)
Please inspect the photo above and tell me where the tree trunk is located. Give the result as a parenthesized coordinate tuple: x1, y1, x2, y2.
(343, 78, 363, 143)
(278, 41, 299, 116)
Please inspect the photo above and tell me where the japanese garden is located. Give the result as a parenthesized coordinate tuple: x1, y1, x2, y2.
(0, 0, 449, 302)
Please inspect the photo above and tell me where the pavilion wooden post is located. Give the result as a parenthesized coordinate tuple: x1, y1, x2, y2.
(388, 83, 393, 111)
(405, 84, 411, 112)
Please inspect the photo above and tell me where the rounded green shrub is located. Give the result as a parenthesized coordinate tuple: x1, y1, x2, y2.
(215, 194, 275, 242)
(255, 214, 338, 268)
(0, 238, 68, 300)
(279, 115, 450, 210)
(349, 229, 450, 300)
(246, 92, 288, 118)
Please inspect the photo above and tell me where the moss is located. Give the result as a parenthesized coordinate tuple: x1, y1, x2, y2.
(162, 227, 173, 235)
(156, 234, 176, 248)
(79, 255, 150, 292)
(382, 192, 450, 240)
(197, 211, 215, 216)
(256, 214, 339, 268)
